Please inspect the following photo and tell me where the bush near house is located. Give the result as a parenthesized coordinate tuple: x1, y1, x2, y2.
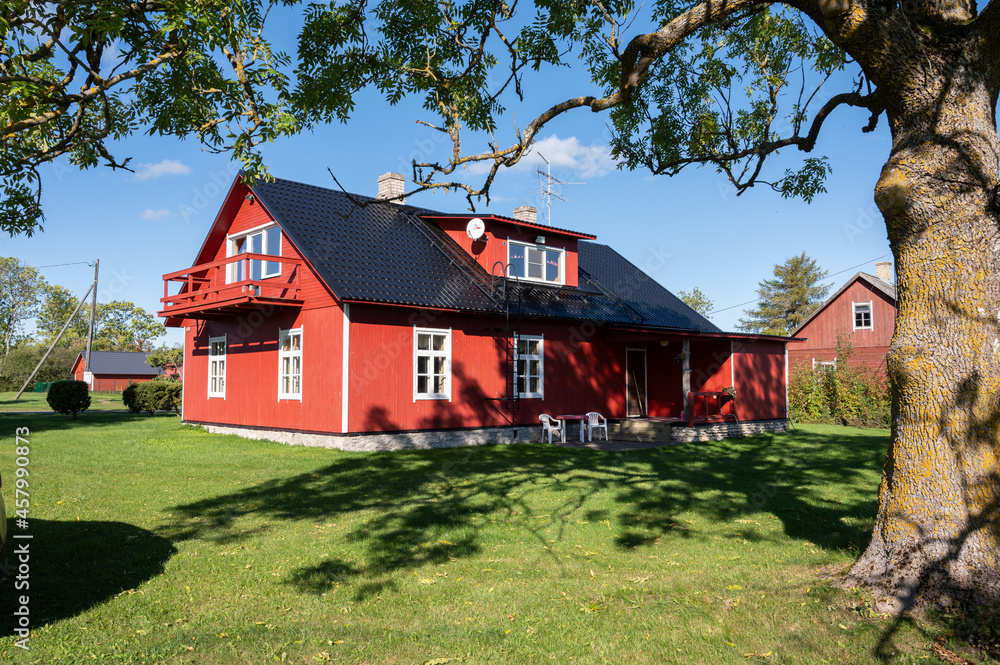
(123, 380, 182, 414)
(46, 379, 91, 419)
(788, 336, 890, 429)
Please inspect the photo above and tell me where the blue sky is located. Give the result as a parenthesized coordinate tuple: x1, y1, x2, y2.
(6, 16, 893, 349)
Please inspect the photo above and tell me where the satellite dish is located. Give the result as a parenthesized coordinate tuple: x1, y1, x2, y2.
(466, 218, 486, 240)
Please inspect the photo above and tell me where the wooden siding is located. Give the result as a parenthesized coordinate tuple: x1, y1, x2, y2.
(345, 305, 623, 432)
(788, 278, 895, 374)
(180, 304, 345, 432)
(432, 217, 580, 287)
(733, 340, 787, 420)
(208, 195, 339, 311)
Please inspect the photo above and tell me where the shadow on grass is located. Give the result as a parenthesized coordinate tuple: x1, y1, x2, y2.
(0, 519, 175, 637)
(157, 425, 887, 601)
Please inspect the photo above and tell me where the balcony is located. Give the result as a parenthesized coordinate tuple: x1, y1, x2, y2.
(159, 253, 304, 319)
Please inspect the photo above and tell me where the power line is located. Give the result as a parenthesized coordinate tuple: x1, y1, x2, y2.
(35, 260, 94, 269)
(707, 254, 889, 316)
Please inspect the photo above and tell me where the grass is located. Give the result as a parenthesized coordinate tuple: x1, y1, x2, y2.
(0, 391, 129, 413)
(0, 415, 980, 664)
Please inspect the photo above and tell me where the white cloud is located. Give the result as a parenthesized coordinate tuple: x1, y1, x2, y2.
(142, 208, 172, 221)
(467, 134, 616, 179)
(134, 159, 191, 181)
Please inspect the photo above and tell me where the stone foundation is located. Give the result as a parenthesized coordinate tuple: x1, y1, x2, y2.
(671, 419, 790, 442)
(194, 422, 542, 452)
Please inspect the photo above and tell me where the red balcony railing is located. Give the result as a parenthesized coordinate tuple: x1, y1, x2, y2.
(159, 253, 303, 319)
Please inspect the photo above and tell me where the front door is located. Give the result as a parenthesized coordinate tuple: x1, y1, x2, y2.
(626, 348, 647, 417)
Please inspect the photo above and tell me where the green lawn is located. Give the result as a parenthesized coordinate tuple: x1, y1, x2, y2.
(0, 416, 978, 663)
(0, 391, 128, 413)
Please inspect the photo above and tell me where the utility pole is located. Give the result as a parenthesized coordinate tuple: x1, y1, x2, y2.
(84, 259, 99, 382)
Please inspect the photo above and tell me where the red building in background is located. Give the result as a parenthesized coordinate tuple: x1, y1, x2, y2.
(71, 351, 164, 392)
(159, 173, 794, 450)
(787, 262, 897, 375)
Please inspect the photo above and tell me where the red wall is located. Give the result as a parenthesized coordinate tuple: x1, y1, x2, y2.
(345, 305, 623, 432)
(180, 303, 345, 432)
(788, 279, 895, 374)
(431, 217, 580, 287)
(733, 340, 787, 420)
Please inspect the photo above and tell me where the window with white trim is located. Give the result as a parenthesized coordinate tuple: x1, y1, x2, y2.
(516, 335, 544, 398)
(853, 301, 873, 330)
(228, 224, 281, 283)
(279, 328, 302, 400)
(208, 336, 226, 398)
(414, 328, 451, 400)
(812, 358, 837, 370)
(508, 241, 564, 284)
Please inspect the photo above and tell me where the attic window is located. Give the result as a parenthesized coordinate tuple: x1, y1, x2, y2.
(228, 224, 281, 283)
(853, 302, 872, 330)
(508, 240, 563, 285)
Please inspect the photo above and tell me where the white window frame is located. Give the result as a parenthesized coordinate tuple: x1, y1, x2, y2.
(812, 358, 837, 370)
(853, 301, 873, 330)
(208, 335, 226, 398)
(515, 334, 544, 399)
(507, 239, 565, 285)
(413, 327, 452, 401)
(227, 223, 282, 283)
(278, 327, 303, 401)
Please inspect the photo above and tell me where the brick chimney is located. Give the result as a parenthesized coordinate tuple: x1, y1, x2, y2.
(512, 205, 537, 225)
(875, 261, 893, 283)
(377, 172, 406, 204)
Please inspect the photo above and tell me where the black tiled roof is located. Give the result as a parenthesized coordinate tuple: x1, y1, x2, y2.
(83, 351, 163, 376)
(251, 177, 719, 333)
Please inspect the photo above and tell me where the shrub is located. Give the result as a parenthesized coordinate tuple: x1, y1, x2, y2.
(46, 380, 91, 419)
(122, 384, 140, 413)
(131, 381, 182, 414)
(788, 335, 890, 429)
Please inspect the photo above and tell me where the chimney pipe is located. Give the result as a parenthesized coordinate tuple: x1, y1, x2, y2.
(875, 261, 893, 283)
(512, 205, 537, 225)
(377, 172, 406, 204)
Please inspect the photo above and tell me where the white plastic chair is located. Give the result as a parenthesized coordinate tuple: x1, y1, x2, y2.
(538, 414, 564, 444)
(585, 412, 608, 442)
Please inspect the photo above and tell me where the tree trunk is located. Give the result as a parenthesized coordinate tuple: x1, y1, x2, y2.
(845, 49, 1000, 610)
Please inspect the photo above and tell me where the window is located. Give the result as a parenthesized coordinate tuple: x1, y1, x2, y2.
(853, 302, 873, 330)
(414, 328, 451, 400)
(228, 225, 281, 282)
(508, 241, 563, 284)
(208, 336, 226, 398)
(812, 358, 837, 370)
(279, 328, 302, 400)
(516, 335, 544, 398)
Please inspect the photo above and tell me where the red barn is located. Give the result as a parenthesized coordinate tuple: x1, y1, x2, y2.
(787, 263, 897, 375)
(71, 351, 164, 391)
(159, 173, 795, 450)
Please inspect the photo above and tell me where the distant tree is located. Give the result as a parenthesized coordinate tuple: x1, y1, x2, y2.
(93, 301, 166, 352)
(0, 344, 76, 392)
(146, 345, 183, 377)
(737, 253, 830, 337)
(36, 283, 89, 348)
(677, 288, 714, 318)
(0, 257, 45, 355)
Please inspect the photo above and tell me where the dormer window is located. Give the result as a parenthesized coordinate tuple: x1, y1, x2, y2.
(508, 240, 563, 285)
(228, 224, 281, 283)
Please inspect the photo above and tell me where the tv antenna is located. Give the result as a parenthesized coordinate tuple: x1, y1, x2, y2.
(537, 153, 584, 226)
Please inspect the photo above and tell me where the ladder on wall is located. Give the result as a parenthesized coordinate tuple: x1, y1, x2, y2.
(486, 262, 522, 411)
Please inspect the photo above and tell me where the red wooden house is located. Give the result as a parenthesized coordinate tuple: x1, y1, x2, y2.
(159, 173, 795, 450)
(71, 351, 164, 392)
(787, 263, 897, 374)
